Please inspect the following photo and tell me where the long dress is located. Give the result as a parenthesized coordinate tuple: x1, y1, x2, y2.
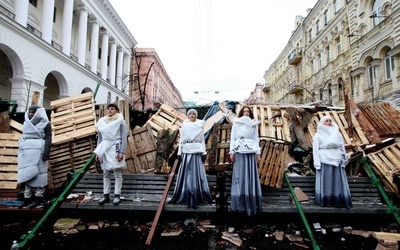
(169, 119, 212, 208)
(229, 116, 263, 216)
(313, 116, 352, 209)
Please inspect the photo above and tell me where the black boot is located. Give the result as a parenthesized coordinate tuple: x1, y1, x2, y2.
(29, 196, 44, 209)
(18, 197, 33, 209)
(113, 195, 121, 205)
(98, 194, 110, 205)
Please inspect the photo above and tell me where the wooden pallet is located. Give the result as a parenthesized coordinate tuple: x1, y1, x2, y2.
(206, 123, 232, 171)
(359, 102, 400, 138)
(50, 92, 96, 145)
(258, 140, 293, 188)
(367, 142, 400, 193)
(48, 135, 97, 189)
(144, 104, 186, 156)
(236, 104, 291, 143)
(0, 133, 20, 189)
(306, 110, 370, 149)
(129, 124, 157, 174)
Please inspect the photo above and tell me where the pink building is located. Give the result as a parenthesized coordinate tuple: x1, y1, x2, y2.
(244, 83, 267, 105)
(130, 48, 184, 110)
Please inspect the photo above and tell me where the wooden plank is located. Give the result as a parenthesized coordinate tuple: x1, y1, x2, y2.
(204, 110, 224, 134)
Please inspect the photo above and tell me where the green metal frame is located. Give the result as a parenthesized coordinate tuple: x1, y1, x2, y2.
(17, 154, 96, 249)
(284, 173, 320, 250)
(360, 157, 400, 225)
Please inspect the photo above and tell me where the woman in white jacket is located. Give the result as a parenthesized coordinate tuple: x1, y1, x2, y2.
(169, 109, 212, 208)
(229, 106, 262, 217)
(313, 116, 352, 209)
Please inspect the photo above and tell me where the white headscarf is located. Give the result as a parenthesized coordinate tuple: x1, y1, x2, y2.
(315, 116, 343, 149)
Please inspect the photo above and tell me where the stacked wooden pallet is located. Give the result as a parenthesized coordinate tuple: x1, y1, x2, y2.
(258, 140, 293, 188)
(48, 93, 98, 189)
(48, 135, 98, 189)
(306, 110, 370, 149)
(206, 123, 231, 171)
(236, 104, 291, 143)
(367, 142, 400, 193)
(50, 92, 96, 144)
(0, 133, 20, 189)
(0, 121, 23, 190)
(126, 104, 186, 174)
(128, 124, 157, 174)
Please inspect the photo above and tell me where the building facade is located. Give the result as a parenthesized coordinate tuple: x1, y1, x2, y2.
(263, 0, 400, 108)
(243, 83, 267, 105)
(131, 48, 184, 110)
(0, 0, 136, 111)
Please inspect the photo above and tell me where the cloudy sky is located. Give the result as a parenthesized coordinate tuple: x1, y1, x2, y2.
(109, 0, 318, 104)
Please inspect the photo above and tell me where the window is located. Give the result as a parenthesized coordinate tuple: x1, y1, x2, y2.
(53, 7, 56, 23)
(29, 0, 37, 7)
(338, 78, 343, 100)
(328, 83, 333, 104)
(311, 60, 314, 74)
(368, 62, 376, 86)
(107, 92, 111, 104)
(334, 0, 339, 14)
(385, 50, 394, 80)
(372, 0, 382, 26)
(336, 38, 341, 56)
(316, 20, 320, 34)
(350, 77, 355, 97)
(318, 54, 322, 69)
(326, 46, 330, 64)
(309, 29, 312, 43)
(319, 88, 324, 101)
(324, 10, 329, 25)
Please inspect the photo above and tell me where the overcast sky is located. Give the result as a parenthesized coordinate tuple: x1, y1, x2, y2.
(109, 0, 318, 104)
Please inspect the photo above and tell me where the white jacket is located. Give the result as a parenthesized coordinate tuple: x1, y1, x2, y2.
(178, 119, 206, 155)
(229, 116, 260, 154)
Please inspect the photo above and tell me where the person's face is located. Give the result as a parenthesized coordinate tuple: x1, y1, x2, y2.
(107, 107, 118, 117)
(28, 110, 36, 119)
(188, 112, 196, 122)
(323, 118, 333, 126)
(243, 108, 250, 117)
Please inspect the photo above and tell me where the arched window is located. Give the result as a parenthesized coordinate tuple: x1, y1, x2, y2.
(319, 88, 324, 101)
(328, 83, 332, 104)
(338, 78, 343, 100)
(107, 92, 111, 104)
(350, 77, 355, 97)
(372, 0, 382, 26)
(385, 49, 394, 80)
(368, 60, 376, 86)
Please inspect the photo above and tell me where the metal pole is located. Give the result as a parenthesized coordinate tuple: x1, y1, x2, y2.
(361, 157, 400, 225)
(17, 154, 96, 249)
(284, 173, 320, 250)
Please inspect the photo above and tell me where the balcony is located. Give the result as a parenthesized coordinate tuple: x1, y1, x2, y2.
(288, 49, 302, 65)
(289, 81, 304, 94)
(262, 84, 271, 92)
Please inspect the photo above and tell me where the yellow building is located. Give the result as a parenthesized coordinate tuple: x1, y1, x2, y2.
(264, 0, 400, 108)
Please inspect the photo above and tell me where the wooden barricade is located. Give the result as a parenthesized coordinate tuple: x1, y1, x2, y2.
(258, 140, 293, 188)
(367, 142, 400, 193)
(306, 110, 370, 149)
(50, 92, 96, 145)
(206, 123, 232, 171)
(129, 124, 157, 174)
(48, 135, 98, 189)
(144, 104, 186, 155)
(0, 133, 20, 189)
(236, 104, 291, 143)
